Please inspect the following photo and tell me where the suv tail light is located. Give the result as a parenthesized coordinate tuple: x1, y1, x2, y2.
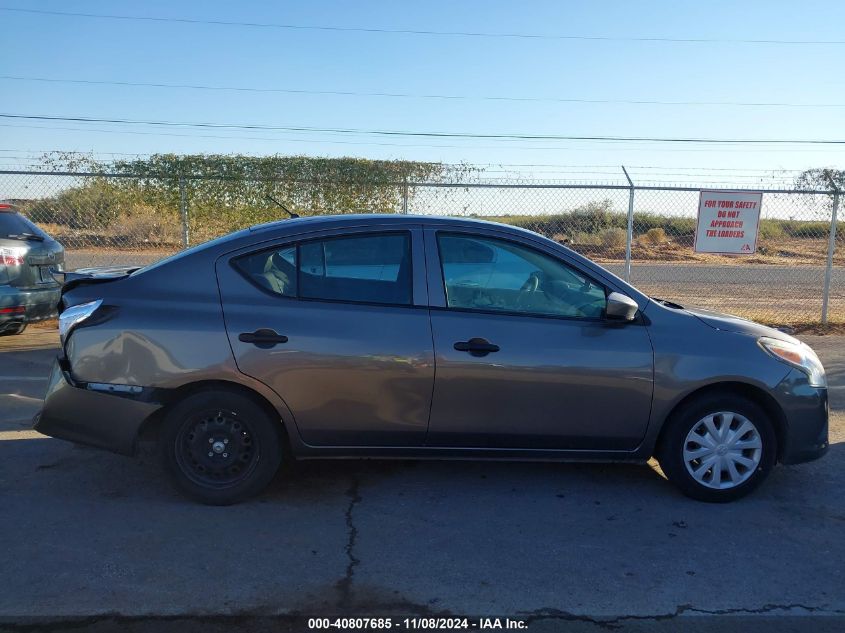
(0, 247, 26, 266)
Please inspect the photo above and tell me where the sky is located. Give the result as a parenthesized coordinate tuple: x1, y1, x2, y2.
(1, 0, 844, 186)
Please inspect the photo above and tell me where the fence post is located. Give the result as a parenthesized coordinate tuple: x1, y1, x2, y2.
(402, 178, 409, 215)
(622, 166, 635, 282)
(821, 188, 840, 324)
(179, 176, 190, 248)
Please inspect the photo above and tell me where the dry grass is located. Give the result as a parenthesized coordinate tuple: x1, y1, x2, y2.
(790, 323, 845, 335)
(600, 227, 627, 248)
(582, 237, 844, 266)
(643, 227, 667, 245)
(28, 319, 58, 331)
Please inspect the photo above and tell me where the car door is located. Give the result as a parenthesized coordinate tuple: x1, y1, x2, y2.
(424, 227, 654, 451)
(216, 225, 434, 447)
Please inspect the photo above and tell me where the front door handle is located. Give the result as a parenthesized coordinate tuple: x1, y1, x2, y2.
(454, 337, 500, 357)
(238, 328, 289, 349)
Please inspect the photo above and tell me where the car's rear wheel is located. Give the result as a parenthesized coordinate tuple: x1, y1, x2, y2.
(160, 389, 283, 505)
(657, 394, 776, 502)
(0, 322, 26, 336)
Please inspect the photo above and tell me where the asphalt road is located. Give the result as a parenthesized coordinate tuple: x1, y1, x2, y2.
(1, 329, 844, 631)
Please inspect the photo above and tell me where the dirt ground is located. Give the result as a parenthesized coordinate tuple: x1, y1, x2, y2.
(582, 237, 844, 266)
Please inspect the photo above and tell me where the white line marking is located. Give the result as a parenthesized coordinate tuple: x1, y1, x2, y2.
(0, 393, 44, 404)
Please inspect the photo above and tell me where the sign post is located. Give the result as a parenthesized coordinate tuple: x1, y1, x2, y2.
(694, 190, 762, 255)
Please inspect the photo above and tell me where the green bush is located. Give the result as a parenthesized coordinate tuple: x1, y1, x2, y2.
(25, 178, 132, 229)
(601, 227, 627, 248)
(758, 220, 786, 240)
(570, 231, 601, 246)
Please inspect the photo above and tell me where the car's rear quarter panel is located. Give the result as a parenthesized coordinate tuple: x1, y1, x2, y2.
(64, 251, 238, 389)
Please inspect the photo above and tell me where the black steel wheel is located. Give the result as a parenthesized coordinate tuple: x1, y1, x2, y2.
(175, 409, 260, 489)
(160, 389, 283, 504)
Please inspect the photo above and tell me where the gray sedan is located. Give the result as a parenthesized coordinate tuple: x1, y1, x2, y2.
(34, 215, 828, 504)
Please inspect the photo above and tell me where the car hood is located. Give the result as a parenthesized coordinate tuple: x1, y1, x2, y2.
(682, 305, 800, 344)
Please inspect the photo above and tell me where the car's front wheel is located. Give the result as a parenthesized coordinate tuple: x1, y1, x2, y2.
(657, 394, 776, 502)
(160, 389, 283, 505)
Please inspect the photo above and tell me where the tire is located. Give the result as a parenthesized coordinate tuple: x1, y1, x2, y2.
(0, 322, 26, 336)
(657, 394, 776, 502)
(160, 389, 283, 505)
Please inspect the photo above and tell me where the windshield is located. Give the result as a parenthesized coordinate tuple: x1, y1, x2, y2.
(0, 212, 48, 240)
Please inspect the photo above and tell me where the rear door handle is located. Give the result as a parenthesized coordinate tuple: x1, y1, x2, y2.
(238, 328, 289, 349)
(454, 337, 500, 357)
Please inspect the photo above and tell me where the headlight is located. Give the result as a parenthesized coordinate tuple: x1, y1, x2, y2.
(59, 299, 102, 345)
(758, 337, 826, 387)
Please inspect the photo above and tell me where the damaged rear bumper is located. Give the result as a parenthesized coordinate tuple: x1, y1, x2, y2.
(33, 357, 163, 455)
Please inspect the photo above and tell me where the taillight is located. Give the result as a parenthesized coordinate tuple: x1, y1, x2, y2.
(0, 305, 25, 315)
(59, 299, 103, 345)
(0, 247, 26, 266)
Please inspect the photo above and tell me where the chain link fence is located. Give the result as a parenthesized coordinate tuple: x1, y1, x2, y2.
(1, 169, 841, 325)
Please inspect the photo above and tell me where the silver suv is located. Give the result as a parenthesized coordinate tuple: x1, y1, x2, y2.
(0, 204, 64, 335)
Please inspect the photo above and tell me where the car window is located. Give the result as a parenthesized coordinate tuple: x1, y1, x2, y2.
(437, 234, 606, 319)
(299, 233, 412, 305)
(234, 246, 297, 297)
(0, 212, 46, 239)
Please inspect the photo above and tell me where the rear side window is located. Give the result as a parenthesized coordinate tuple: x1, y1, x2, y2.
(234, 233, 412, 306)
(299, 234, 411, 305)
(0, 212, 44, 238)
(234, 246, 297, 297)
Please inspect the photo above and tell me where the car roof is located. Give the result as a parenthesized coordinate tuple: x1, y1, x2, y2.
(249, 213, 529, 235)
(134, 213, 550, 280)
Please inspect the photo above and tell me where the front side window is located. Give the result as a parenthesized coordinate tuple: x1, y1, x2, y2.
(437, 234, 606, 319)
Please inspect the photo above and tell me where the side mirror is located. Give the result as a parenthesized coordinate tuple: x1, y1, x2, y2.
(606, 292, 639, 321)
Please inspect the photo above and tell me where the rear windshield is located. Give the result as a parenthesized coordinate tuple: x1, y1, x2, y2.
(0, 212, 46, 239)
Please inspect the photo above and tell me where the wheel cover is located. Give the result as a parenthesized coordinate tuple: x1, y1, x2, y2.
(175, 409, 260, 489)
(683, 411, 763, 490)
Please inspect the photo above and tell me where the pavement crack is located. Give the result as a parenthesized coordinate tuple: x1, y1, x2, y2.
(519, 603, 845, 629)
(517, 609, 619, 630)
(336, 473, 362, 608)
(677, 603, 844, 616)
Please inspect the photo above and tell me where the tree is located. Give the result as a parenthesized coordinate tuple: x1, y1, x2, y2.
(795, 168, 845, 193)
(31, 152, 481, 243)
(794, 168, 844, 216)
